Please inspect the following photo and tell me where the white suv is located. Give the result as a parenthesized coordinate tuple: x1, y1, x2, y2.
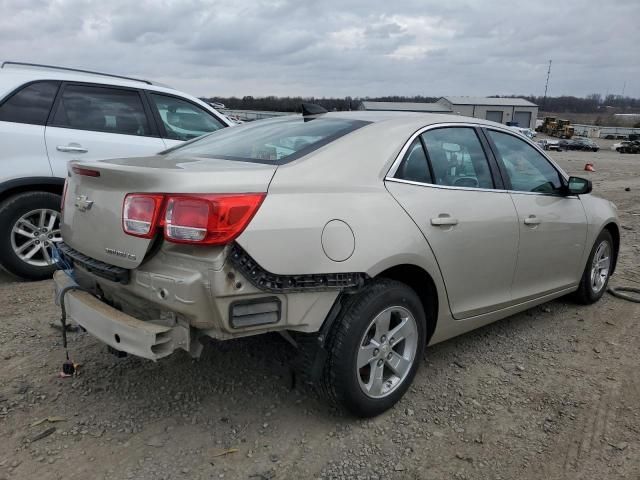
(0, 61, 233, 280)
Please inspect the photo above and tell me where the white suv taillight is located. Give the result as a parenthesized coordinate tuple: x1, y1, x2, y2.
(122, 194, 164, 238)
(61, 179, 69, 212)
(164, 194, 265, 245)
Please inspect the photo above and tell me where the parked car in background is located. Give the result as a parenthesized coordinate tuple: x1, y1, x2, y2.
(0, 61, 233, 280)
(612, 140, 640, 154)
(54, 110, 619, 417)
(563, 137, 600, 152)
(558, 139, 571, 151)
(207, 101, 226, 110)
(508, 126, 536, 139)
(537, 139, 561, 151)
(558, 138, 597, 152)
(611, 141, 625, 151)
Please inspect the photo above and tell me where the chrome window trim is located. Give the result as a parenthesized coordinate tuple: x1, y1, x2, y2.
(386, 177, 579, 199)
(386, 122, 489, 179)
(507, 190, 579, 199)
(385, 177, 508, 194)
(385, 122, 575, 198)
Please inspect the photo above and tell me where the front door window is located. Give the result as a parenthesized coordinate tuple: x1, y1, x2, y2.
(486, 129, 563, 193)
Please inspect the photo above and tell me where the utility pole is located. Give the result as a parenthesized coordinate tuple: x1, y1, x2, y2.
(622, 81, 626, 97)
(542, 59, 552, 112)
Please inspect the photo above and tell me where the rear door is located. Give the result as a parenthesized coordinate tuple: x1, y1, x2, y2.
(484, 128, 588, 300)
(45, 83, 165, 177)
(146, 92, 227, 148)
(385, 125, 519, 319)
(0, 80, 60, 181)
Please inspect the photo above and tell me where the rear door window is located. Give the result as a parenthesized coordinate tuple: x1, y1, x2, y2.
(487, 129, 563, 193)
(149, 93, 226, 141)
(51, 84, 151, 136)
(395, 138, 433, 184)
(420, 127, 495, 189)
(0, 81, 60, 125)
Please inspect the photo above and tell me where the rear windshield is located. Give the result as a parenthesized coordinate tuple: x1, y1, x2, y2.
(162, 116, 369, 164)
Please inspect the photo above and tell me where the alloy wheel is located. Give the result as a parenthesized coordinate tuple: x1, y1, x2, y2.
(10, 208, 62, 267)
(357, 306, 418, 399)
(590, 240, 610, 293)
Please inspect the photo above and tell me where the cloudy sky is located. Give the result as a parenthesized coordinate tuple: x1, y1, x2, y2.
(1, 0, 639, 98)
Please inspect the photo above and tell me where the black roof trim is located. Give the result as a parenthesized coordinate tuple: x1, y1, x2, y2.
(301, 103, 328, 116)
(1, 61, 154, 85)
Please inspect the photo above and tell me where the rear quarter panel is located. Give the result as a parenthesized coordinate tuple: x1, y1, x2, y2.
(236, 121, 452, 331)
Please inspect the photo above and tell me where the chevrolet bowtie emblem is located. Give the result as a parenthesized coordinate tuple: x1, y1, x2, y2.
(74, 195, 94, 212)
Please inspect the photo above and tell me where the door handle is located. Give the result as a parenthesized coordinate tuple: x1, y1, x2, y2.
(431, 215, 459, 226)
(524, 215, 541, 226)
(56, 145, 88, 153)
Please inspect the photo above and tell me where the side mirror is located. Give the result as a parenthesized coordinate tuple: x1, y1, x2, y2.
(566, 176, 592, 195)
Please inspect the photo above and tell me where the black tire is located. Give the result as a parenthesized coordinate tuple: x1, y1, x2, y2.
(573, 230, 614, 304)
(0, 191, 61, 281)
(320, 279, 426, 417)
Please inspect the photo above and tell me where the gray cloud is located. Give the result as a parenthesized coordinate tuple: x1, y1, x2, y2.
(1, 0, 638, 97)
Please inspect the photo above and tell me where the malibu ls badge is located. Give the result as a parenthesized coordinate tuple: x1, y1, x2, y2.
(105, 247, 137, 261)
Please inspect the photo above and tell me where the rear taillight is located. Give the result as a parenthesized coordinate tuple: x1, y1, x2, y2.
(122, 194, 165, 238)
(61, 179, 69, 212)
(164, 194, 265, 245)
(121, 193, 265, 245)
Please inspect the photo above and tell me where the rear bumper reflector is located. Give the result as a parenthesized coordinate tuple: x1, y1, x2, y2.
(229, 297, 281, 329)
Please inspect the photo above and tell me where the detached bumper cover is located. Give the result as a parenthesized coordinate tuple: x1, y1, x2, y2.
(54, 271, 174, 360)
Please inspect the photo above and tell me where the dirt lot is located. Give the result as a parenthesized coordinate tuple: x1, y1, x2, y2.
(1, 139, 639, 480)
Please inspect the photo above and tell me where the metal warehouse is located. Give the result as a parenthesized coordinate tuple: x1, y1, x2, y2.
(360, 96, 539, 129)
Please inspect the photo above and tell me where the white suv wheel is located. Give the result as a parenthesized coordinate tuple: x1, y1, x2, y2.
(0, 191, 62, 280)
(10, 208, 62, 267)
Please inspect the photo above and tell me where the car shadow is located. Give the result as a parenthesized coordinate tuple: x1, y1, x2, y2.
(61, 296, 583, 426)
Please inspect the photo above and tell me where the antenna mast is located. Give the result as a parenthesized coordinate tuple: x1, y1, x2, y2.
(542, 60, 552, 111)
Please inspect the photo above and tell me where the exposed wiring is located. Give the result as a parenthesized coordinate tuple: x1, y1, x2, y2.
(51, 244, 76, 281)
(51, 244, 92, 374)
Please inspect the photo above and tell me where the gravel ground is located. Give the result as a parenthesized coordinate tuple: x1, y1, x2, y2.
(0, 139, 639, 480)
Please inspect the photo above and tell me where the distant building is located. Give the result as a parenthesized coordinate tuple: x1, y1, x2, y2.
(359, 96, 538, 129)
(358, 101, 451, 113)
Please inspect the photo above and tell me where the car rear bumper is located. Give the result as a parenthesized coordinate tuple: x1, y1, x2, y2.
(57, 241, 342, 341)
(54, 271, 189, 360)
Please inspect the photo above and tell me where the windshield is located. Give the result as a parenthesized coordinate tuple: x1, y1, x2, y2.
(162, 116, 369, 164)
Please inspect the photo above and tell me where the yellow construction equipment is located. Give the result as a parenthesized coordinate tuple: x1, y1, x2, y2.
(537, 116, 574, 139)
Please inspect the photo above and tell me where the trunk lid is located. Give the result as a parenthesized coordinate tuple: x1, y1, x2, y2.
(61, 155, 277, 269)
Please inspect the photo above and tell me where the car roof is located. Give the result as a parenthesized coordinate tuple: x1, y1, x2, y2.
(0, 65, 194, 100)
(315, 110, 505, 130)
(0, 64, 233, 125)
